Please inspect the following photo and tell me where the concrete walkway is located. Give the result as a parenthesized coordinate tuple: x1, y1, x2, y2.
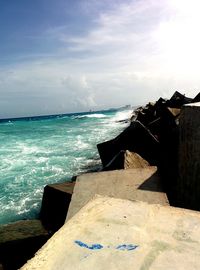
(66, 167, 168, 220)
(21, 196, 200, 270)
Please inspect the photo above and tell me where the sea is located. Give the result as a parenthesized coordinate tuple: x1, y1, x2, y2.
(0, 108, 133, 225)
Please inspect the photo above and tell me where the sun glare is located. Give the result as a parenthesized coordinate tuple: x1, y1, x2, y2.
(156, 0, 200, 76)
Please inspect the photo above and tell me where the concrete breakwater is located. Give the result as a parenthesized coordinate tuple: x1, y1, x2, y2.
(1, 91, 200, 269)
(21, 196, 200, 270)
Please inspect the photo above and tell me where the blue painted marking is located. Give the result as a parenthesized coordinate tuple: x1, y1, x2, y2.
(75, 240, 138, 251)
(116, 244, 138, 251)
(75, 240, 103, 250)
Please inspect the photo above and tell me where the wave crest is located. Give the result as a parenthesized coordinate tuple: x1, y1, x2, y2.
(73, 113, 107, 119)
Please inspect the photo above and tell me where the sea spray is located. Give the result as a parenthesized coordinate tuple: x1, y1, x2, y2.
(0, 108, 133, 224)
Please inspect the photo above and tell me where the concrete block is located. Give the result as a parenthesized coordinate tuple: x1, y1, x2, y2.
(21, 196, 200, 270)
(178, 102, 200, 210)
(193, 92, 200, 103)
(66, 167, 168, 220)
(104, 150, 150, 171)
(97, 121, 160, 167)
(166, 91, 192, 108)
(40, 181, 75, 232)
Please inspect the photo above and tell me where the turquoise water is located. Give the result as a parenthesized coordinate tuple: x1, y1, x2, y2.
(0, 109, 132, 225)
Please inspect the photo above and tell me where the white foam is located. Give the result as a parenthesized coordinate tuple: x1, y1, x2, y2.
(16, 142, 41, 155)
(74, 113, 107, 119)
(111, 109, 133, 122)
(51, 166, 64, 174)
(76, 135, 90, 150)
(35, 157, 48, 164)
(85, 113, 107, 118)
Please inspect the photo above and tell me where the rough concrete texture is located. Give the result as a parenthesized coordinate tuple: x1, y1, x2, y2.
(66, 167, 168, 220)
(124, 151, 150, 169)
(0, 220, 48, 244)
(21, 196, 200, 270)
(178, 102, 200, 210)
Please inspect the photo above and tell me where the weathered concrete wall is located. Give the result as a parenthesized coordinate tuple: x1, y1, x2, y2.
(66, 167, 168, 220)
(178, 102, 200, 210)
(21, 196, 200, 270)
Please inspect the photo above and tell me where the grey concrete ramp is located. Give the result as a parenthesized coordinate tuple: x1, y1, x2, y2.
(21, 196, 200, 270)
(66, 167, 168, 220)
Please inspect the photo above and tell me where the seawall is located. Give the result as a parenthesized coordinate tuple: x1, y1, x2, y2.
(1, 91, 200, 269)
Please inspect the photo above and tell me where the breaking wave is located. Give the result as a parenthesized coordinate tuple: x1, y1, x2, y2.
(73, 113, 107, 119)
(0, 108, 132, 224)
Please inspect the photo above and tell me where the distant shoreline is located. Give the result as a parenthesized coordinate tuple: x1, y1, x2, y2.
(0, 106, 131, 123)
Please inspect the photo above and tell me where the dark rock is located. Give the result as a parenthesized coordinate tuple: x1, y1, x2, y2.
(40, 181, 75, 233)
(135, 102, 157, 126)
(0, 220, 49, 270)
(116, 119, 130, 123)
(154, 98, 167, 117)
(147, 117, 161, 139)
(97, 120, 160, 168)
(138, 97, 180, 205)
(193, 92, 200, 103)
(148, 101, 180, 140)
(158, 106, 179, 205)
(104, 150, 150, 171)
(166, 91, 192, 108)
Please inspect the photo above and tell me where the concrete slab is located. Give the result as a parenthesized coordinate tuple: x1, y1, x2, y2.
(21, 196, 200, 270)
(66, 167, 168, 220)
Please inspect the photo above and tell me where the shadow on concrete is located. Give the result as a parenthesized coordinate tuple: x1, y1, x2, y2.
(138, 172, 163, 192)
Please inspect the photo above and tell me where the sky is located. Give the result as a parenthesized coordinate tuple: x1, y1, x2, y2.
(0, 0, 200, 118)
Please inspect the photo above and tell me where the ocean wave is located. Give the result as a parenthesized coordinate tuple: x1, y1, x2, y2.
(4, 121, 13, 125)
(111, 110, 133, 122)
(73, 113, 107, 119)
(0, 188, 43, 224)
(0, 108, 131, 225)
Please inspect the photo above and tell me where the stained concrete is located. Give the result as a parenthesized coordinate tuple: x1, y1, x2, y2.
(21, 196, 200, 270)
(178, 102, 200, 210)
(66, 167, 168, 220)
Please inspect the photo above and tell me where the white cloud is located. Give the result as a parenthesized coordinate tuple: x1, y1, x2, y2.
(1, 0, 200, 118)
(68, 1, 158, 52)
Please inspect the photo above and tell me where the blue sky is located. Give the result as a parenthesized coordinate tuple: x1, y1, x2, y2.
(0, 0, 200, 118)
